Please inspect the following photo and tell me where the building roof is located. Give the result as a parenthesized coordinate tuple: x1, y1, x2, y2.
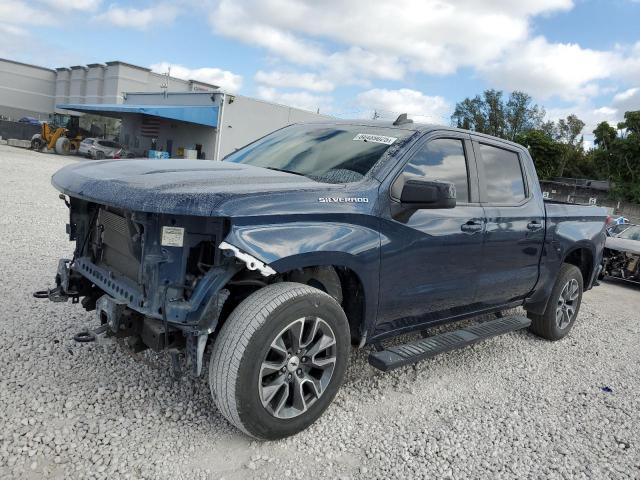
(57, 102, 219, 127)
(0, 57, 56, 73)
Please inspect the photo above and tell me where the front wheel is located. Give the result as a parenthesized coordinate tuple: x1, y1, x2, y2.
(209, 282, 350, 440)
(528, 263, 583, 340)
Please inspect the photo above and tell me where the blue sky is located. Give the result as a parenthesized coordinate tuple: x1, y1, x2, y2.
(1, 0, 639, 136)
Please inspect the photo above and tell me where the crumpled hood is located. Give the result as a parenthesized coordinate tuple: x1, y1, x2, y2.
(52, 159, 337, 216)
(606, 236, 640, 255)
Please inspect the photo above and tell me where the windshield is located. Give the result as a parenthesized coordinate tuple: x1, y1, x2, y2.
(224, 124, 413, 183)
(618, 225, 640, 241)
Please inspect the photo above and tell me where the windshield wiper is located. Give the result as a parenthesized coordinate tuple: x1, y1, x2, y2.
(265, 167, 307, 177)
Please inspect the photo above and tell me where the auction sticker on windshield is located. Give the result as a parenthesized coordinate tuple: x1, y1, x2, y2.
(353, 133, 397, 145)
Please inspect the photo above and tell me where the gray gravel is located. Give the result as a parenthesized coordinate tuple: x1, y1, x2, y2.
(1, 144, 639, 480)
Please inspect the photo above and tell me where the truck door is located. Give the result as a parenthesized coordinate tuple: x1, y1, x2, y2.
(376, 132, 486, 336)
(472, 139, 545, 309)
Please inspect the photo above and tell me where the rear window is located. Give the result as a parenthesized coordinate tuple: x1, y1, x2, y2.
(82, 139, 94, 145)
(478, 144, 526, 204)
(225, 124, 413, 183)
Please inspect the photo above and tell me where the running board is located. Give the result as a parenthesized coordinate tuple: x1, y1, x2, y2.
(368, 315, 531, 372)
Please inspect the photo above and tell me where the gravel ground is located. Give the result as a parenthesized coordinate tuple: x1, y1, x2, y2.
(1, 144, 639, 480)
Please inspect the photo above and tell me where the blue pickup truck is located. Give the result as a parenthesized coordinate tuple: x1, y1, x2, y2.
(42, 117, 606, 439)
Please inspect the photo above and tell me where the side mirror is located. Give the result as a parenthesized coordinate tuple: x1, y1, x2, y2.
(400, 178, 456, 209)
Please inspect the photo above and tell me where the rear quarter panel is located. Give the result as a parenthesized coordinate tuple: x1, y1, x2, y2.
(525, 202, 607, 314)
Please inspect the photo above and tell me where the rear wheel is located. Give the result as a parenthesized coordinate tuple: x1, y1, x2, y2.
(528, 263, 583, 340)
(209, 282, 350, 440)
(95, 150, 105, 160)
(30, 134, 44, 151)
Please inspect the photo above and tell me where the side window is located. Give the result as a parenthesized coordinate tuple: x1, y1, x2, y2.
(478, 144, 526, 204)
(403, 138, 469, 202)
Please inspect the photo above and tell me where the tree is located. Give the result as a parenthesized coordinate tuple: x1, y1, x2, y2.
(620, 111, 640, 136)
(514, 130, 564, 179)
(451, 89, 545, 140)
(450, 95, 486, 132)
(505, 91, 545, 141)
(593, 121, 617, 150)
(590, 111, 640, 203)
(551, 114, 585, 177)
(555, 114, 585, 147)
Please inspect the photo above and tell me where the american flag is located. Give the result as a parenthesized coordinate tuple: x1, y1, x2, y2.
(140, 117, 161, 137)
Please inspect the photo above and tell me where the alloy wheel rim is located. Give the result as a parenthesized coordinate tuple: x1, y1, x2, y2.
(258, 317, 337, 419)
(556, 278, 579, 329)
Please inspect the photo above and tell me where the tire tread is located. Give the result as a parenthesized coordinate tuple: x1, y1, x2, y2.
(528, 263, 582, 340)
(209, 282, 337, 437)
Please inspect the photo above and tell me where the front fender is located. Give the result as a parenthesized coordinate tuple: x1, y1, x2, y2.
(223, 221, 381, 335)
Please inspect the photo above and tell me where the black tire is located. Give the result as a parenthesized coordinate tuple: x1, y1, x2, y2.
(528, 263, 583, 340)
(30, 136, 44, 151)
(95, 151, 105, 160)
(209, 282, 350, 440)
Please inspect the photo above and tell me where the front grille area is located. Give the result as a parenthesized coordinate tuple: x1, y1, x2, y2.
(94, 208, 141, 281)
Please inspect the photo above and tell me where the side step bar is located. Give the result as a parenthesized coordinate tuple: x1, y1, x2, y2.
(368, 315, 531, 372)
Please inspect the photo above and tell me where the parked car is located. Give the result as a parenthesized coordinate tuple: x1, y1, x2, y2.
(18, 116, 41, 126)
(606, 221, 632, 237)
(77, 138, 97, 157)
(602, 224, 640, 283)
(39, 118, 607, 440)
(85, 139, 130, 159)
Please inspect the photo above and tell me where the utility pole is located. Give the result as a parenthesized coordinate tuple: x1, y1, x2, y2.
(160, 67, 171, 97)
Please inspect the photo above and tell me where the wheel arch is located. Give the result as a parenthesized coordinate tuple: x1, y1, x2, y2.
(220, 222, 381, 344)
(561, 244, 595, 287)
(275, 262, 368, 345)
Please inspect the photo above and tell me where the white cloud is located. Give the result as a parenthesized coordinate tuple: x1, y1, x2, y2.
(256, 86, 332, 113)
(94, 3, 179, 29)
(0, 1, 53, 25)
(150, 62, 243, 92)
(37, 0, 102, 10)
(206, 0, 640, 106)
(210, 2, 326, 66)
(612, 87, 640, 116)
(209, 0, 573, 82)
(480, 36, 616, 101)
(356, 88, 450, 124)
(326, 47, 406, 83)
(255, 70, 334, 92)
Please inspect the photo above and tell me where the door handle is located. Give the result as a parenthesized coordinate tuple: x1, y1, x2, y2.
(461, 221, 483, 233)
(527, 220, 543, 231)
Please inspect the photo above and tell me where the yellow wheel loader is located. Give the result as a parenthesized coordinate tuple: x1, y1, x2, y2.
(30, 115, 83, 155)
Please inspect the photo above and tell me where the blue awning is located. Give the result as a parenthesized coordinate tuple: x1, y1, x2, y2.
(56, 103, 219, 127)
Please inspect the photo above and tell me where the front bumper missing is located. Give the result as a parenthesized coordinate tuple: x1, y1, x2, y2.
(33, 259, 79, 303)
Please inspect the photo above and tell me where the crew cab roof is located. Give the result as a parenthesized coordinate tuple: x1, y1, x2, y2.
(296, 119, 528, 151)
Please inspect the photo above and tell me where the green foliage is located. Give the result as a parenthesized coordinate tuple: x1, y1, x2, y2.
(593, 121, 617, 150)
(451, 88, 640, 203)
(593, 117, 640, 203)
(451, 89, 544, 140)
(514, 130, 563, 179)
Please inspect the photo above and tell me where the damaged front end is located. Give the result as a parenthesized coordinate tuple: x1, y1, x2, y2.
(603, 247, 640, 283)
(36, 196, 266, 376)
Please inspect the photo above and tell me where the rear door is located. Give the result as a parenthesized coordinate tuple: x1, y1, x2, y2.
(472, 138, 545, 308)
(376, 132, 486, 336)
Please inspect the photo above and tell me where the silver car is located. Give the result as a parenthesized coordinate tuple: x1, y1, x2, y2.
(83, 138, 128, 159)
(77, 138, 97, 157)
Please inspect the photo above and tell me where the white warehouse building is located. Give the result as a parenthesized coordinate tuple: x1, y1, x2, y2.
(0, 58, 331, 159)
(59, 90, 329, 160)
